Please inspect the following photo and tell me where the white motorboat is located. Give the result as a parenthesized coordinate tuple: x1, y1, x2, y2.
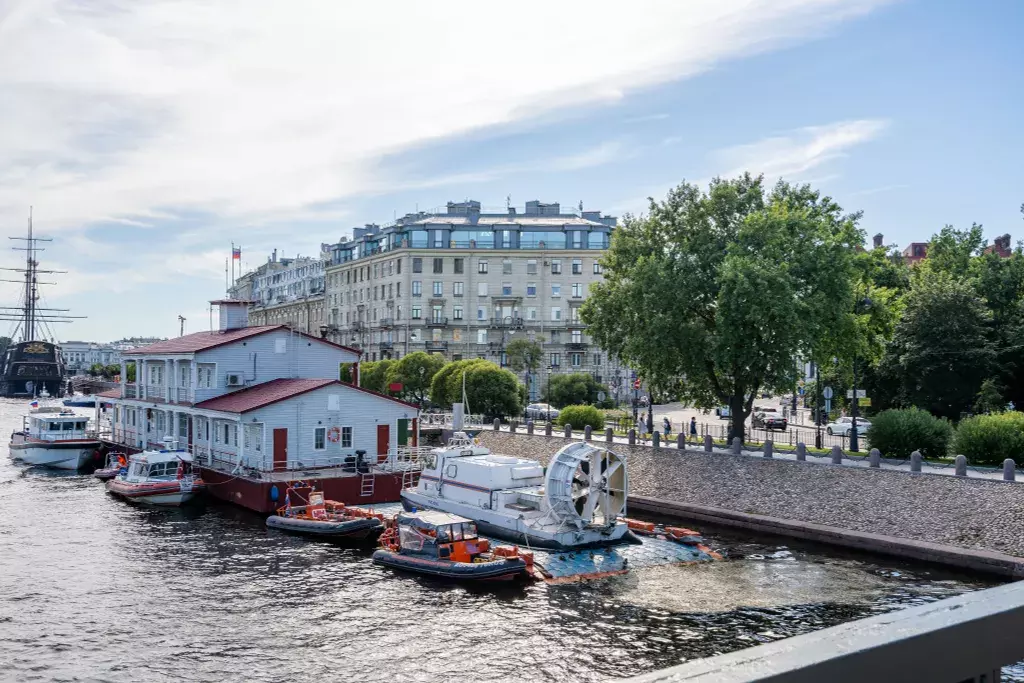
(401, 433, 637, 550)
(9, 407, 100, 470)
(106, 447, 205, 506)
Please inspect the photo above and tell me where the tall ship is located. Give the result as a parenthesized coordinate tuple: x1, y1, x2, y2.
(0, 211, 77, 398)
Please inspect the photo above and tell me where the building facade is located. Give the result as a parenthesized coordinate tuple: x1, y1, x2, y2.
(246, 250, 327, 334)
(322, 200, 624, 399)
(61, 341, 123, 375)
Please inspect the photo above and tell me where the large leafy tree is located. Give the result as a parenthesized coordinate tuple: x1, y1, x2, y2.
(385, 351, 445, 405)
(505, 338, 544, 403)
(582, 175, 862, 442)
(358, 359, 394, 393)
(546, 372, 607, 408)
(429, 358, 523, 419)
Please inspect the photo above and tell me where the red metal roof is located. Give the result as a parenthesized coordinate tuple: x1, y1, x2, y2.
(96, 387, 124, 398)
(121, 325, 361, 356)
(193, 378, 336, 413)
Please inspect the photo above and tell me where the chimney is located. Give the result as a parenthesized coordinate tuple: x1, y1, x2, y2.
(272, 248, 278, 263)
(214, 300, 249, 332)
(873, 233, 884, 249)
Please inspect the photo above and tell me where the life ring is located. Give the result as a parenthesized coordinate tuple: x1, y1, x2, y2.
(327, 427, 341, 443)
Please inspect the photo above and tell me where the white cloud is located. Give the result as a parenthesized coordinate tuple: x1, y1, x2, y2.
(712, 119, 890, 180)
(0, 0, 893, 234)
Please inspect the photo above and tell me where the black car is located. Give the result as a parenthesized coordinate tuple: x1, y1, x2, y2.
(751, 408, 788, 431)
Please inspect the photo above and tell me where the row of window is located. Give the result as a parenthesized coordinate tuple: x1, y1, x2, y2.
(410, 281, 587, 298)
(326, 256, 603, 290)
(143, 364, 216, 389)
(313, 426, 353, 450)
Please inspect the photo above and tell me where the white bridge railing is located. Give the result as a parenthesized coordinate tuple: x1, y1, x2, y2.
(420, 412, 487, 428)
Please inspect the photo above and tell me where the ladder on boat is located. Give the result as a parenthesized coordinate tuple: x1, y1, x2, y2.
(360, 472, 374, 498)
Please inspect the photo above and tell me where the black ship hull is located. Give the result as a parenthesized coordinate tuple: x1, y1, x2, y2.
(0, 341, 67, 398)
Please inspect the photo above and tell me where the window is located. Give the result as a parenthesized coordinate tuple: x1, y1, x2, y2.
(477, 282, 488, 297)
(453, 258, 464, 274)
(571, 352, 582, 367)
(148, 365, 162, 385)
(412, 281, 422, 296)
(477, 329, 488, 344)
(572, 258, 582, 274)
(314, 427, 326, 450)
(550, 353, 561, 367)
(412, 306, 421, 319)
(477, 306, 487, 321)
(453, 282, 464, 297)
(397, 259, 402, 274)
(197, 364, 215, 388)
(180, 365, 189, 387)
(593, 262, 603, 275)
(433, 231, 444, 248)
(453, 306, 463, 320)
(502, 282, 512, 296)
(431, 306, 444, 323)
(551, 284, 561, 298)
(389, 261, 394, 276)
(413, 257, 423, 273)
(502, 259, 512, 275)
(223, 423, 231, 445)
(551, 259, 562, 274)
(373, 264, 379, 279)
(341, 427, 352, 448)
(527, 307, 537, 320)
(571, 329, 583, 343)
(433, 258, 443, 274)
(526, 282, 537, 297)
(589, 232, 609, 249)
(593, 353, 602, 366)
(571, 283, 583, 298)
(526, 259, 537, 275)
(478, 260, 488, 274)
(433, 281, 443, 296)
(551, 307, 561, 321)
(397, 282, 401, 297)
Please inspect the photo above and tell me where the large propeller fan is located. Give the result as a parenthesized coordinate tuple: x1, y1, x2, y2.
(545, 443, 628, 529)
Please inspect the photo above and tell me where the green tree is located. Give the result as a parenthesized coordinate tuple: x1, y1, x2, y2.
(583, 175, 862, 442)
(385, 351, 445, 405)
(430, 358, 522, 418)
(88, 363, 105, 376)
(358, 359, 394, 393)
(881, 270, 995, 420)
(546, 372, 606, 408)
(505, 338, 543, 403)
(102, 364, 121, 379)
(924, 223, 985, 279)
(974, 378, 1006, 415)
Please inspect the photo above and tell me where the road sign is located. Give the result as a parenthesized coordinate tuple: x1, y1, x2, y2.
(798, 386, 805, 396)
(822, 387, 834, 400)
(633, 379, 642, 390)
(798, 380, 805, 388)
(597, 391, 606, 402)
(825, 398, 832, 413)
(858, 397, 871, 407)
(847, 389, 867, 399)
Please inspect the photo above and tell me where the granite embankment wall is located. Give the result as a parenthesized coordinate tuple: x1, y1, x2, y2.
(474, 430, 1024, 577)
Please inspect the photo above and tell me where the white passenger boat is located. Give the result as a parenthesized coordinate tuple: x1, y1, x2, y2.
(106, 447, 205, 506)
(9, 407, 100, 470)
(401, 433, 637, 550)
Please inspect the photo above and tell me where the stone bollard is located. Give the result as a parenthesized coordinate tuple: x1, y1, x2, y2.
(1004, 459, 1016, 482)
(493, 418, 500, 431)
(704, 434, 713, 453)
(564, 424, 572, 439)
(677, 433, 685, 450)
(763, 440, 773, 458)
(527, 420, 534, 435)
(731, 437, 742, 455)
(628, 429, 636, 446)
(955, 454, 967, 477)
(545, 422, 552, 437)
(510, 421, 517, 434)
(869, 448, 881, 468)
(605, 427, 614, 444)
(584, 425, 592, 441)
(910, 450, 922, 473)
(796, 442, 806, 461)
(652, 431, 660, 448)
(831, 445, 842, 464)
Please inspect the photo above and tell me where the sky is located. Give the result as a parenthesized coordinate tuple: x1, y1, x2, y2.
(0, 0, 1021, 342)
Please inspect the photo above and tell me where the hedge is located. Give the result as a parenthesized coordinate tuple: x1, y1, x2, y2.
(952, 412, 1024, 467)
(867, 408, 953, 460)
(556, 405, 606, 431)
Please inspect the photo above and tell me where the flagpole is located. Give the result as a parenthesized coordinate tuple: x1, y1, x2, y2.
(225, 257, 229, 295)
(231, 242, 235, 288)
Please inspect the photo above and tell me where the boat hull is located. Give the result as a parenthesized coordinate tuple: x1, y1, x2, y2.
(106, 479, 205, 506)
(93, 467, 121, 481)
(372, 549, 528, 581)
(401, 489, 639, 550)
(266, 514, 383, 539)
(9, 439, 99, 470)
(199, 467, 405, 513)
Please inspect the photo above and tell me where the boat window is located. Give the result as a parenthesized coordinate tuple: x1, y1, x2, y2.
(62, 421, 74, 431)
(451, 524, 463, 542)
(424, 454, 437, 470)
(398, 525, 426, 551)
(445, 464, 457, 478)
(462, 522, 477, 539)
(48, 422, 61, 431)
(76, 421, 87, 431)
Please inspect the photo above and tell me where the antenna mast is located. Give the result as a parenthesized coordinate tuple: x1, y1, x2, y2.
(178, 315, 186, 337)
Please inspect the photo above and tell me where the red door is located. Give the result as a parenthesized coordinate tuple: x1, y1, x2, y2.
(377, 424, 390, 464)
(273, 428, 288, 472)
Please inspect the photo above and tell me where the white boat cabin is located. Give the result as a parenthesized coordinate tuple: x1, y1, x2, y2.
(420, 437, 546, 511)
(24, 408, 92, 442)
(122, 450, 194, 483)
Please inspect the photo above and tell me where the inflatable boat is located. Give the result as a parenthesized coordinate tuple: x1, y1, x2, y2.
(266, 486, 384, 540)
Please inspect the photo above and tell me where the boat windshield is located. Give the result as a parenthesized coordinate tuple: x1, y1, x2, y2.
(398, 525, 432, 551)
(439, 522, 477, 542)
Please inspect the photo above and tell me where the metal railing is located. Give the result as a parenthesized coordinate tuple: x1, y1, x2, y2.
(175, 387, 191, 403)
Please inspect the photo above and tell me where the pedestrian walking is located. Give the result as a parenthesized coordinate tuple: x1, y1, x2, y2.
(663, 416, 671, 438)
(689, 416, 698, 445)
(637, 416, 648, 445)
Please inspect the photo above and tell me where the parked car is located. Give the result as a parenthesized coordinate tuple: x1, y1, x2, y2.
(826, 417, 871, 436)
(715, 406, 731, 419)
(636, 395, 650, 408)
(751, 406, 788, 431)
(526, 403, 559, 421)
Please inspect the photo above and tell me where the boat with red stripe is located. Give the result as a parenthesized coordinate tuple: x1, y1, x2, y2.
(106, 443, 205, 506)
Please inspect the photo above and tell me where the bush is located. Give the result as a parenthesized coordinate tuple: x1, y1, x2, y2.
(952, 412, 1024, 467)
(868, 408, 953, 460)
(556, 405, 605, 431)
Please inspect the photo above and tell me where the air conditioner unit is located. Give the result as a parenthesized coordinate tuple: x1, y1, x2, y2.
(226, 373, 244, 387)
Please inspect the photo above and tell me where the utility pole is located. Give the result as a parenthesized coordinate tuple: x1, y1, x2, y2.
(178, 315, 186, 337)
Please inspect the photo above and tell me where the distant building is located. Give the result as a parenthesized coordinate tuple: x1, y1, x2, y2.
(873, 233, 884, 249)
(903, 242, 929, 265)
(245, 249, 327, 334)
(984, 234, 1013, 258)
(61, 341, 124, 375)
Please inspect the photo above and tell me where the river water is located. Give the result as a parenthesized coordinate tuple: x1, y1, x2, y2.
(0, 399, 1014, 682)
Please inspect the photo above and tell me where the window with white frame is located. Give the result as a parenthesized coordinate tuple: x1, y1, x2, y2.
(571, 352, 582, 367)
(550, 353, 561, 367)
(341, 426, 352, 448)
(477, 282, 488, 297)
(502, 282, 512, 296)
(477, 306, 487, 321)
(551, 259, 562, 274)
(149, 365, 162, 385)
(433, 281, 443, 296)
(571, 283, 583, 298)
(314, 427, 326, 450)
(478, 260, 488, 274)
(502, 259, 512, 275)
(551, 284, 561, 298)
(412, 281, 422, 296)
(527, 307, 537, 320)
(197, 363, 215, 388)
(526, 259, 537, 275)
(453, 306, 463, 320)
(551, 307, 561, 321)
(477, 329, 488, 344)
(593, 262, 603, 275)
(572, 258, 583, 274)
(453, 281, 464, 297)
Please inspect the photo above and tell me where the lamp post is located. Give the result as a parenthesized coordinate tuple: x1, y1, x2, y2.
(849, 296, 873, 453)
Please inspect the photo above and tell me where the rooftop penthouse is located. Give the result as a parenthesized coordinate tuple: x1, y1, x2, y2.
(326, 200, 616, 266)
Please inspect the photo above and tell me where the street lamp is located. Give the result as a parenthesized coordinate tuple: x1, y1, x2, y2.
(849, 297, 873, 453)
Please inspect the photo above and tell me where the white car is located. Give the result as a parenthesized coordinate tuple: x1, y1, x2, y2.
(526, 403, 559, 421)
(826, 417, 871, 436)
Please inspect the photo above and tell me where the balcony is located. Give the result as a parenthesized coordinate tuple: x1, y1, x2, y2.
(379, 317, 394, 329)
(427, 317, 449, 328)
(567, 318, 586, 328)
(379, 340, 394, 350)
(425, 340, 448, 352)
(566, 341, 589, 350)
(490, 316, 524, 329)
(351, 321, 366, 331)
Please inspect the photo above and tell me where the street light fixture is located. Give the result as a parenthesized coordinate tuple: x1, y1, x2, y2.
(849, 296, 873, 453)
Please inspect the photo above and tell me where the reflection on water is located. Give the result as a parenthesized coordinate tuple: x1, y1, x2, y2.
(0, 399, 1015, 682)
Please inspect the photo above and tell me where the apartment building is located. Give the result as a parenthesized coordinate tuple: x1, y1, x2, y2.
(322, 200, 625, 399)
(246, 249, 326, 334)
